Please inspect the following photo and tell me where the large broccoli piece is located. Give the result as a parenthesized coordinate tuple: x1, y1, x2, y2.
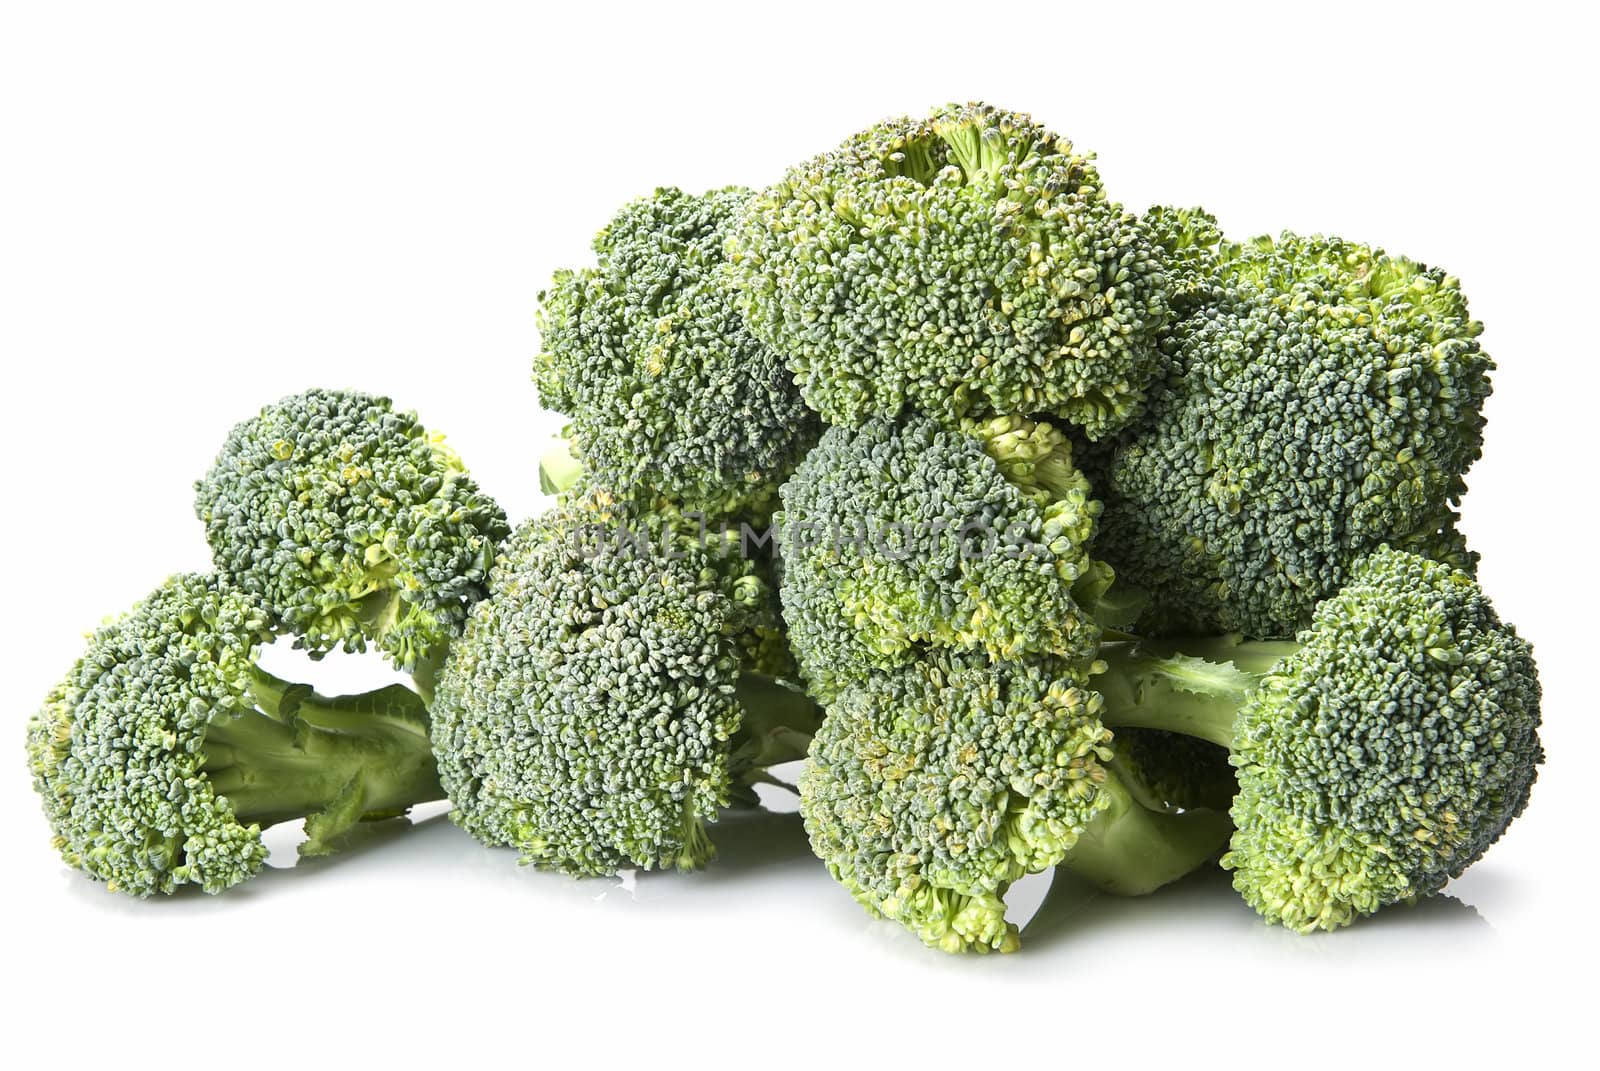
(1095, 218, 1491, 637)
(1090, 547, 1543, 931)
(727, 102, 1170, 438)
(800, 651, 1230, 953)
(25, 574, 443, 897)
(196, 389, 510, 686)
(430, 487, 821, 876)
(777, 412, 1120, 701)
(536, 186, 820, 517)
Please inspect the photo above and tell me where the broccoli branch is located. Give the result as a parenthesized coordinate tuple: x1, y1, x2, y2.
(201, 667, 443, 855)
(1092, 637, 1300, 748)
(1058, 773, 1231, 895)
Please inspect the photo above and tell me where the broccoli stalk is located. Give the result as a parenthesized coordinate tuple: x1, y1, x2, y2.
(725, 673, 825, 797)
(1058, 772, 1232, 897)
(1093, 637, 1300, 748)
(538, 436, 586, 496)
(202, 669, 442, 855)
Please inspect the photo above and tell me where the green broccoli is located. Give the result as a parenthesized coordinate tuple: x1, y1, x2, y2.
(1094, 218, 1491, 637)
(25, 574, 443, 897)
(1108, 727, 1236, 814)
(1089, 547, 1543, 931)
(800, 650, 1231, 954)
(536, 186, 820, 517)
(430, 487, 822, 876)
(195, 389, 510, 689)
(727, 101, 1171, 438)
(776, 412, 1127, 703)
(543, 437, 793, 678)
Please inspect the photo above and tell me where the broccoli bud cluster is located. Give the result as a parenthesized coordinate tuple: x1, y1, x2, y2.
(196, 388, 510, 675)
(1095, 227, 1492, 638)
(728, 103, 1171, 439)
(537, 187, 820, 517)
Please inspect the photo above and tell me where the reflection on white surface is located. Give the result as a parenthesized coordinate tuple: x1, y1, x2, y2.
(53, 799, 1497, 970)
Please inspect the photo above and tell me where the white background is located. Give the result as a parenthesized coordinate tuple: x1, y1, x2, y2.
(2, 2, 1593, 1065)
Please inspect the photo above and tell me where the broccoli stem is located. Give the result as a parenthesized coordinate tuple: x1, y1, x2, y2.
(729, 673, 824, 778)
(1092, 638, 1300, 748)
(538, 437, 585, 496)
(1058, 773, 1232, 895)
(201, 667, 443, 854)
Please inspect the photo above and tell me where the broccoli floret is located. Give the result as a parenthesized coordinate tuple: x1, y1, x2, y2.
(543, 437, 793, 678)
(1095, 223, 1491, 637)
(25, 574, 443, 897)
(800, 651, 1230, 953)
(727, 102, 1171, 438)
(536, 187, 820, 517)
(777, 412, 1120, 702)
(1108, 728, 1236, 814)
(1091, 547, 1543, 931)
(195, 389, 510, 685)
(430, 488, 822, 876)
(1141, 205, 1227, 316)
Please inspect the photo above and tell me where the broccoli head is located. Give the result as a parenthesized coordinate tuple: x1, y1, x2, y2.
(1092, 547, 1543, 931)
(800, 650, 1230, 953)
(195, 389, 510, 682)
(536, 186, 820, 517)
(430, 488, 821, 876)
(727, 102, 1171, 438)
(1095, 222, 1491, 637)
(25, 574, 443, 897)
(777, 412, 1118, 702)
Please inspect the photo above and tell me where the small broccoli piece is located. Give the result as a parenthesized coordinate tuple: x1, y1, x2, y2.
(536, 186, 820, 517)
(1095, 222, 1491, 637)
(1108, 728, 1236, 814)
(777, 412, 1119, 702)
(727, 102, 1171, 438)
(25, 574, 443, 897)
(195, 389, 510, 685)
(1091, 547, 1543, 931)
(544, 437, 793, 678)
(800, 651, 1230, 953)
(430, 488, 822, 876)
(1141, 205, 1227, 316)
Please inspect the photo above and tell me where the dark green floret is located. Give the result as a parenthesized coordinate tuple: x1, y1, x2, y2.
(195, 388, 510, 683)
(800, 651, 1229, 953)
(1090, 547, 1543, 931)
(727, 101, 1171, 438)
(544, 439, 794, 678)
(536, 186, 820, 517)
(1095, 223, 1491, 637)
(1108, 728, 1236, 814)
(25, 574, 443, 897)
(430, 488, 821, 876)
(777, 412, 1118, 702)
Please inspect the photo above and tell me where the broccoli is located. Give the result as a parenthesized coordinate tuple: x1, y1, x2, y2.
(776, 412, 1127, 702)
(544, 436, 793, 678)
(536, 186, 820, 517)
(430, 487, 822, 876)
(1089, 547, 1543, 931)
(1094, 218, 1491, 637)
(800, 650, 1231, 954)
(727, 101, 1171, 439)
(25, 574, 442, 897)
(195, 389, 510, 690)
(1108, 728, 1236, 814)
